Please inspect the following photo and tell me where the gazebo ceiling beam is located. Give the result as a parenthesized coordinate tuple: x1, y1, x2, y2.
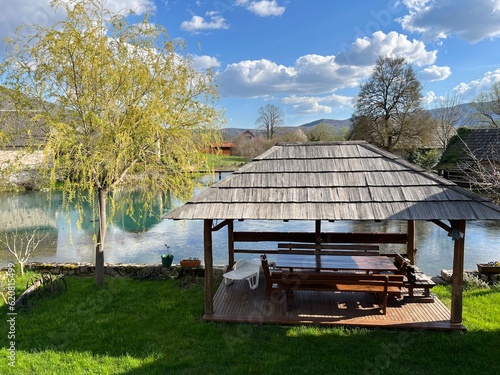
(212, 219, 233, 232)
(429, 219, 452, 233)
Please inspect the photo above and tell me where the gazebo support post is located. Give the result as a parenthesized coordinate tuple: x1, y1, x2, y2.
(204, 219, 214, 315)
(228, 219, 234, 271)
(407, 220, 416, 264)
(315, 220, 321, 248)
(450, 220, 466, 324)
(314, 220, 322, 271)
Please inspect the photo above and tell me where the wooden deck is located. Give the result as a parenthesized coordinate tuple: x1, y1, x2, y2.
(205, 275, 466, 331)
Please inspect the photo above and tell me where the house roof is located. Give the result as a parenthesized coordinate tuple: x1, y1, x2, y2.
(1, 88, 47, 147)
(166, 141, 500, 221)
(461, 128, 500, 162)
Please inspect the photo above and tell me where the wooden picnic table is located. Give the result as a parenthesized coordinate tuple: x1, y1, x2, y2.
(275, 253, 398, 273)
(264, 254, 402, 313)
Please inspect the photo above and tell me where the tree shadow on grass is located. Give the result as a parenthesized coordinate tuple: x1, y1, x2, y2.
(2, 276, 500, 375)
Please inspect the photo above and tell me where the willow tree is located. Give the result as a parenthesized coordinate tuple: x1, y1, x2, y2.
(349, 56, 432, 153)
(1, 0, 223, 286)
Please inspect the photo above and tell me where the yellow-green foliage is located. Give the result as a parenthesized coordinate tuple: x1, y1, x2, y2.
(1, 0, 223, 206)
(0, 0, 223, 284)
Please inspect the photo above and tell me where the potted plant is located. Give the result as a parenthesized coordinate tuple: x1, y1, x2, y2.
(161, 244, 174, 268)
(180, 257, 201, 268)
(477, 261, 500, 274)
(161, 254, 174, 268)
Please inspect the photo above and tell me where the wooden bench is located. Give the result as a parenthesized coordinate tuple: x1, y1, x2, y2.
(261, 255, 403, 314)
(394, 254, 436, 302)
(278, 243, 380, 256)
(404, 277, 436, 303)
(404, 264, 436, 303)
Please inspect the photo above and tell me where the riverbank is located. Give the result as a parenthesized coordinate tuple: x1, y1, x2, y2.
(0, 152, 246, 192)
(17, 261, 226, 279)
(12, 261, 500, 291)
(1, 271, 500, 374)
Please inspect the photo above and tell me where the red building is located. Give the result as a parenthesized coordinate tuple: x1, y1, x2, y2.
(209, 142, 235, 156)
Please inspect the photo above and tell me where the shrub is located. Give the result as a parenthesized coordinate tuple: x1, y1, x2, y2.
(463, 272, 490, 290)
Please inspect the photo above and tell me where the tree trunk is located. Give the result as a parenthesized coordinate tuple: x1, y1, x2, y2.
(95, 188, 107, 287)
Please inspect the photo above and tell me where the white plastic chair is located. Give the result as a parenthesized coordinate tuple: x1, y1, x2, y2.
(223, 259, 261, 290)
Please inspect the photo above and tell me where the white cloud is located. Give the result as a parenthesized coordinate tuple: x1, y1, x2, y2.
(180, 12, 229, 33)
(422, 90, 456, 108)
(217, 56, 373, 98)
(399, 0, 500, 43)
(294, 54, 369, 88)
(0, 0, 155, 50)
(192, 55, 221, 70)
(422, 90, 438, 107)
(282, 94, 353, 115)
(103, 0, 155, 15)
(282, 95, 332, 114)
(452, 68, 500, 100)
(218, 59, 296, 97)
(419, 65, 451, 81)
(335, 31, 437, 67)
(0, 0, 63, 43)
(236, 0, 286, 17)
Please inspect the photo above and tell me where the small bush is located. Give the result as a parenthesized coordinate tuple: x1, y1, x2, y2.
(463, 272, 490, 290)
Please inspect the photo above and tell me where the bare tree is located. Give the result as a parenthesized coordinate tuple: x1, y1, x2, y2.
(459, 131, 500, 203)
(1, 228, 49, 276)
(0, 207, 53, 275)
(256, 104, 284, 139)
(430, 93, 464, 149)
(471, 82, 500, 128)
(307, 122, 346, 141)
(460, 150, 500, 203)
(349, 56, 433, 152)
(233, 136, 275, 160)
(276, 128, 308, 143)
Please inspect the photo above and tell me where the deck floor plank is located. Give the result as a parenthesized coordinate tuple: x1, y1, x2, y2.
(205, 276, 465, 331)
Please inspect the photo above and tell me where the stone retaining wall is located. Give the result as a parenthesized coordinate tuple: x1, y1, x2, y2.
(18, 262, 226, 280)
(0, 150, 44, 168)
(441, 269, 500, 284)
(0, 150, 45, 190)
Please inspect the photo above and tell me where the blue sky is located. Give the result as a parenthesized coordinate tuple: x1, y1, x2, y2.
(2, 0, 500, 129)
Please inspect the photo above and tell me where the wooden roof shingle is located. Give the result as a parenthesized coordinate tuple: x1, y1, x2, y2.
(461, 128, 500, 162)
(166, 141, 500, 221)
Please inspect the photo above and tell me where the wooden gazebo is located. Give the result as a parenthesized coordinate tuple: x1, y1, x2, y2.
(166, 141, 500, 327)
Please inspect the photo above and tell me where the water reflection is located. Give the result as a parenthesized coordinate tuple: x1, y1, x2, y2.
(1, 179, 500, 277)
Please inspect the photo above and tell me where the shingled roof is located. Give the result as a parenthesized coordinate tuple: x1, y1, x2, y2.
(166, 141, 500, 221)
(461, 128, 500, 162)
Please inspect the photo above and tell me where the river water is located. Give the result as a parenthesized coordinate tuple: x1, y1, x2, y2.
(1, 175, 500, 277)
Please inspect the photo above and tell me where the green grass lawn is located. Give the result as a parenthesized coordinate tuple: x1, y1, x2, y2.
(1, 273, 500, 375)
(205, 154, 247, 171)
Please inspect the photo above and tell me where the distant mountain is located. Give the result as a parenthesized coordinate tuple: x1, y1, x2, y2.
(221, 102, 498, 142)
(222, 118, 352, 141)
(427, 102, 492, 127)
(298, 118, 351, 130)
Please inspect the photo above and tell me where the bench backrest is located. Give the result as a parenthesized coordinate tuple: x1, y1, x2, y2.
(261, 255, 285, 294)
(394, 254, 410, 276)
(278, 243, 380, 256)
